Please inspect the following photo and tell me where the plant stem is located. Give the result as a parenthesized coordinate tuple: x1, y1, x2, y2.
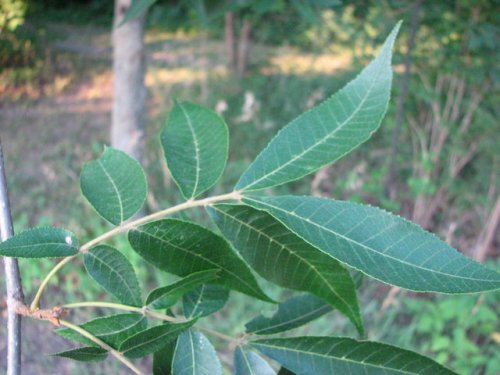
(79, 191, 241, 252)
(0, 139, 24, 375)
(62, 301, 182, 323)
(30, 191, 241, 310)
(58, 319, 144, 375)
(30, 256, 76, 311)
(198, 326, 236, 343)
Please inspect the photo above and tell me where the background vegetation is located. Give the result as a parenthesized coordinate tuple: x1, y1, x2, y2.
(1, 0, 498, 373)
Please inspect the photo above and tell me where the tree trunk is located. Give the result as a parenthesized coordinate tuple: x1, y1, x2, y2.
(236, 18, 251, 77)
(225, 12, 236, 74)
(112, 0, 147, 164)
(385, 0, 423, 199)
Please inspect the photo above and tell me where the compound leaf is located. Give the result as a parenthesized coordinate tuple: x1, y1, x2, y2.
(252, 337, 457, 374)
(146, 269, 220, 309)
(84, 245, 142, 307)
(128, 219, 273, 302)
(161, 101, 228, 199)
(245, 294, 332, 335)
(120, 320, 195, 358)
(51, 347, 107, 362)
(209, 204, 362, 333)
(234, 346, 276, 375)
(80, 147, 147, 225)
(172, 329, 221, 375)
(235, 23, 400, 191)
(243, 195, 500, 293)
(0, 227, 78, 258)
(183, 284, 230, 318)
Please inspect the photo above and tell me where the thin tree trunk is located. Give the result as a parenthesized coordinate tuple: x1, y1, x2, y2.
(475, 196, 500, 262)
(1, 139, 24, 375)
(112, 0, 147, 163)
(225, 12, 236, 74)
(385, 0, 423, 198)
(236, 18, 251, 77)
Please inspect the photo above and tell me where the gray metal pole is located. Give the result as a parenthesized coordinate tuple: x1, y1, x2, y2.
(0, 138, 24, 375)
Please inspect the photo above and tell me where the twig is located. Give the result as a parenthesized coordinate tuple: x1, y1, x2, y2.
(58, 319, 144, 375)
(62, 301, 183, 323)
(0, 139, 24, 375)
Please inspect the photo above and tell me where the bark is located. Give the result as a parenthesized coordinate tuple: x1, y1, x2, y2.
(385, 0, 423, 198)
(236, 18, 252, 77)
(112, 0, 147, 163)
(0, 139, 24, 375)
(225, 12, 236, 74)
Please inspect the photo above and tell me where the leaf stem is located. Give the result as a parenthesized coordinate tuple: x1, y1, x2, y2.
(62, 301, 182, 323)
(79, 191, 241, 253)
(29, 191, 241, 310)
(58, 319, 144, 375)
(197, 326, 236, 343)
(30, 256, 76, 311)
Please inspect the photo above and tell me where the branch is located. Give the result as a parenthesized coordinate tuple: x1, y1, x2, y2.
(0, 139, 24, 375)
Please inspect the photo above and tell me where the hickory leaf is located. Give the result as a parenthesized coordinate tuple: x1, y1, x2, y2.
(120, 320, 195, 358)
(182, 284, 230, 318)
(235, 22, 400, 191)
(252, 337, 457, 375)
(172, 329, 222, 375)
(128, 219, 273, 302)
(51, 347, 108, 362)
(146, 269, 220, 309)
(56, 313, 147, 348)
(245, 294, 332, 335)
(83, 245, 142, 307)
(80, 147, 147, 225)
(209, 204, 362, 333)
(153, 339, 176, 375)
(234, 346, 276, 375)
(0, 227, 78, 258)
(161, 101, 228, 199)
(243, 195, 500, 293)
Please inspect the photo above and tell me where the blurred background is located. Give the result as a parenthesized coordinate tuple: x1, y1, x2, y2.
(0, 0, 498, 373)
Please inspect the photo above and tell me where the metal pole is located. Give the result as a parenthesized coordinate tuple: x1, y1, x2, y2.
(0, 138, 24, 375)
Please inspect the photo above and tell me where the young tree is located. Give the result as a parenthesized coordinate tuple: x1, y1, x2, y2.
(112, 0, 148, 163)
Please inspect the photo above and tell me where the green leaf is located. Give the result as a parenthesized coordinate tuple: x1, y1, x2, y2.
(235, 22, 400, 191)
(56, 313, 147, 348)
(172, 329, 222, 375)
(153, 339, 177, 375)
(80, 147, 147, 225)
(119, 0, 156, 26)
(120, 320, 195, 358)
(209, 204, 362, 333)
(234, 346, 276, 375)
(146, 269, 220, 309)
(277, 368, 296, 375)
(0, 227, 78, 258)
(243, 195, 500, 293)
(183, 284, 229, 318)
(252, 337, 457, 374)
(128, 219, 273, 302)
(245, 294, 332, 335)
(161, 101, 229, 199)
(51, 347, 108, 362)
(84, 245, 142, 307)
